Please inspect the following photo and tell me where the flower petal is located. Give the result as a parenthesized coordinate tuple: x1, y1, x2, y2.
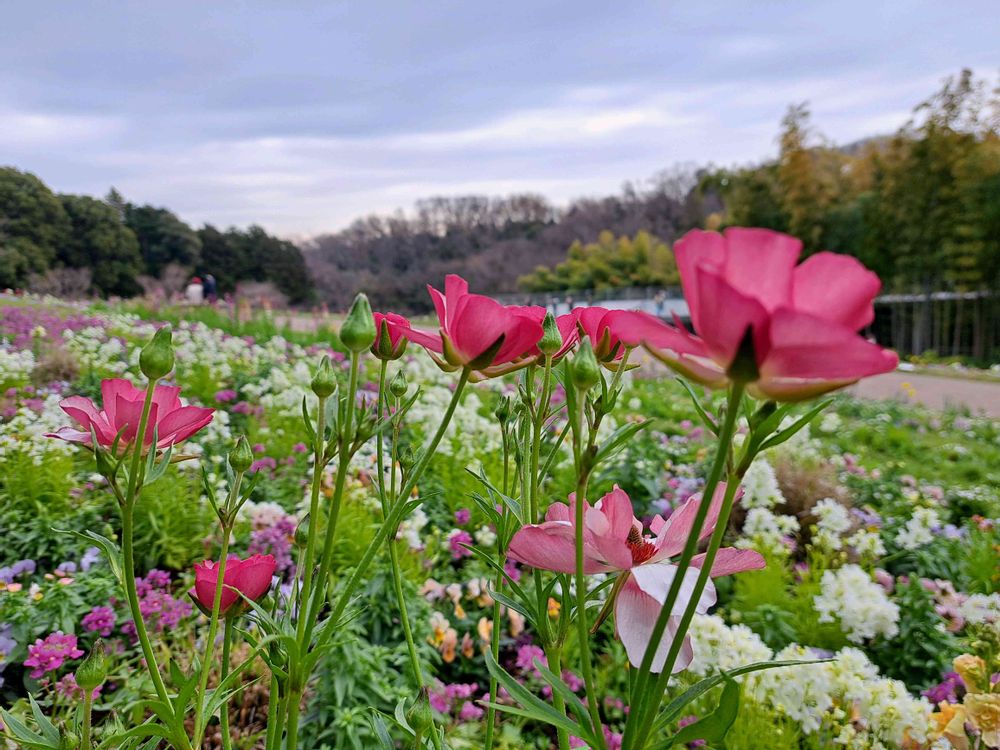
(614, 575, 701, 673)
(155, 405, 215, 447)
(719, 227, 801, 311)
(650, 483, 731, 561)
(507, 521, 613, 575)
(691, 548, 766, 577)
(792, 252, 881, 330)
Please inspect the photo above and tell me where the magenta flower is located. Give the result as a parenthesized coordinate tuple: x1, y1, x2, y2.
(448, 530, 474, 560)
(81, 606, 116, 637)
(634, 227, 898, 400)
(508, 486, 764, 673)
(46, 378, 214, 452)
(23, 632, 84, 679)
(192, 554, 277, 616)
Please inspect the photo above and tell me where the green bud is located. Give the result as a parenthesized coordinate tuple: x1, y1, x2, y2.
(311, 356, 337, 398)
(571, 340, 601, 393)
(75, 640, 108, 692)
(294, 514, 311, 549)
(139, 325, 174, 380)
(538, 312, 563, 357)
(59, 731, 80, 750)
(228, 435, 254, 473)
(94, 445, 116, 478)
(493, 394, 513, 424)
(389, 370, 408, 398)
(339, 293, 377, 353)
(399, 445, 417, 470)
(406, 691, 435, 735)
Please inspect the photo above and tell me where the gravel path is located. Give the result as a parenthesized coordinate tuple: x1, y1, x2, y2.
(848, 370, 1000, 418)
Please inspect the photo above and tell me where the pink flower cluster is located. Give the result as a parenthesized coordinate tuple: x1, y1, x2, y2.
(23, 632, 83, 679)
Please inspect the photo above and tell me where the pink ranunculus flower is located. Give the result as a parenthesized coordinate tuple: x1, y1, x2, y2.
(634, 228, 898, 401)
(559, 306, 653, 364)
(191, 554, 277, 617)
(372, 311, 439, 360)
(45, 378, 215, 452)
(419, 275, 545, 377)
(508, 485, 764, 673)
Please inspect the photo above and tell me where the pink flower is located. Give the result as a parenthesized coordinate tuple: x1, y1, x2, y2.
(419, 275, 545, 377)
(191, 554, 276, 616)
(560, 307, 651, 363)
(46, 378, 214, 451)
(634, 228, 898, 400)
(23, 632, 84, 679)
(508, 486, 764, 673)
(81, 606, 116, 636)
(372, 312, 437, 360)
(448, 529, 474, 560)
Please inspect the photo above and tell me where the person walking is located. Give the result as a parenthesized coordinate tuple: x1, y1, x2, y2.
(185, 276, 204, 305)
(203, 274, 217, 303)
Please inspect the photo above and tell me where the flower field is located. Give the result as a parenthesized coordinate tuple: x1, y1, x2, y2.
(1, 229, 999, 750)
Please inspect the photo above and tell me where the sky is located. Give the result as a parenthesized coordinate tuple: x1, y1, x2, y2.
(1, 2, 997, 237)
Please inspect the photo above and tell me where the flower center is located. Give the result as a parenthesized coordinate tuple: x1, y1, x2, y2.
(626, 525, 658, 565)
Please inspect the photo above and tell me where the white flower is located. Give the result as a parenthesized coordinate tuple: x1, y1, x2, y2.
(741, 457, 784, 509)
(737, 507, 799, 554)
(474, 525, 497, 548)
(812, 498, 852, 551)
(894, 507, 940, 550)
(846, 528, 886, 558)
(813, 565, 899, 643)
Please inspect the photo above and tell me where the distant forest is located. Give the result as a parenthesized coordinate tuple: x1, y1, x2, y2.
(3, 69, 997, 313)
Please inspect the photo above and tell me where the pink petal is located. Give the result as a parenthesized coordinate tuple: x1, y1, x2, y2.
(400, 326, 443, 353)
(508, 518, 615, 575)
(150, 384, 182, 416)
(194, 560, 239, 613)
(113, 396, 159, 446)
(691, 548, 766, 577)
(757, 307, 898, 396)
(155, 406, 215, 447)
(449, 295, 510, 364)
(228, 554, 277, 602)
(629, 562, 716, 615)
(427, 284, 448, 327)
(792, 252, 881, 331)
(614, 576, 699, 673)
(491, 310, 544, 364)
(719, 227, 801, 311)
(443, 274, 470, 326)
(650, 482, 731, 561)
(101, 379, 143, 427)
(693, 266, 771, 368)
(45, 426, 93, 445)
(60, 396, 115, 444)
(673, 229, 726, 330)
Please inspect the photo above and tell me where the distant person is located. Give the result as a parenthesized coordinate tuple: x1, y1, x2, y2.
(654, 289, 667, 317)
(203, 274, 217, 303)
(565, 294, 574, 313)
(185, 276, 204, 305)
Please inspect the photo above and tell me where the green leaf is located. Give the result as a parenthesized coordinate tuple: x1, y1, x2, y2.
(369, 711, 396, 748)
(482, 649, 584, 736)
(595, 419, 653, 463)
(52, 528, 123, 586)
(530, 658, 598, 744)
(488, 589, 535, 624)
(676, 378, 718, 434)
(659, 675, 740, 748)
(29, 695, 60, 745)
(301, 396, 316, 443)
(758, 399, 833, 452)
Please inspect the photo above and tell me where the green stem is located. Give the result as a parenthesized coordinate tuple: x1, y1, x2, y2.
(82, 691, 93, 749)
(312, 369, 470, 656)
(194, 525, 233, 741)
(219, 618, 235, 750)
(571, 391, 606, 750)
(295, 392, 328, 645)
(265, 674, 280, 750)
(545, 644, 571, 750)
(624, 383, 744, 750)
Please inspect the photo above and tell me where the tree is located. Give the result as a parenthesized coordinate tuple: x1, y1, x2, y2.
(519, 231, 679, 292)
(0, 167, 71, 288)
(124, 204, 201, 277)
(58, 194, 144, 297)
(198, 225, 248, 293)
(228, 226, 311, 304)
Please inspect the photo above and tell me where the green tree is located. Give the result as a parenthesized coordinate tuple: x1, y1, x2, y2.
(198, 225, 248, 293)
(519, 230, 678, 292)
(0, 167, 71, 287)
(228, 225, 311, 303)
(58, 194, 144, 297)
(124, 204, 201, 277)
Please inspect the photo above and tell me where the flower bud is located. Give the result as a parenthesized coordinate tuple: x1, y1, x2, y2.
(294, 514, 311, 549)
(310, 356, 337, 398)
(493, 395, 513, 425)
(94, 445, 117, 478)
(406, 690, 435, 735)
(75, 639, 107, 692)
(339, 293, 377, 353)
(571, 340, 601, 393)
(538, 313, 562, 357)
(228, 435, 254, 474)
(389, 370, 408, 398)
(59, 731, 80, 750)
(139, 325, 174, 380)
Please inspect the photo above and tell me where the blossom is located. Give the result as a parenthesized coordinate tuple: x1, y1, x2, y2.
(81, 606, 116, 637)
(192, 554, 276, 616)
(964, 693, 1000, 747)
(813, 565, 900, 643)
(635, 227, 898, 400)
(23, 632, 83, 679)
(508, 485, 764, 672)
(419, 275, 545, 376)
(559, 306, 652, 363)
(46, 378, 214, 451)
(371, 311, 436, 359)
(447, 529, 474, 560)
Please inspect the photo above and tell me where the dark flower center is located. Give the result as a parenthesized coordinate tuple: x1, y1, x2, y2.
(626, 525, 658, 565)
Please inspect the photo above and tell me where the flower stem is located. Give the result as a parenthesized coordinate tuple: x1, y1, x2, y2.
(623, 382, 744, 750)
(295, 392, 327, 645)
(81, 691, 93, 749)
(194, 524, 233, 741)
(219, 618, 235, 750)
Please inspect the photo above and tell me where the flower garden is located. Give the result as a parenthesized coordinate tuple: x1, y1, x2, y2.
(0, 228, 998, 750)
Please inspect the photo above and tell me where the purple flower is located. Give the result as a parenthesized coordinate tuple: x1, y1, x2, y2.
(82, 606, 116, 637)
(458, 700, 484, 722)
(79, 547, 101, 571)
(249, 457, 278, 474)
(292, 442, 308, 454)
(515, 644, 546, 675)
(23, 632, 83, 679)
(923, 672, 965, 705)
(448, 530, 474, 560)
(454, 508, 471, 525)
(249, 515, 297, 577)
(214, 389, 238, 403)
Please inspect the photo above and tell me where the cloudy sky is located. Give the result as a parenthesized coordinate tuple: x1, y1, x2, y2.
(1, 2, 996, 236)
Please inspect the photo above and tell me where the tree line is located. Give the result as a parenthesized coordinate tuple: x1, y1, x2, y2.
(0, 173, 311, 302)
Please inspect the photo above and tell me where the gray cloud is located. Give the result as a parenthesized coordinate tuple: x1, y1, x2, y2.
(1, 1, 996, 234)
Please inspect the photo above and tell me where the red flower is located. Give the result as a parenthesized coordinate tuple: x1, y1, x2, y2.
(46, 378, 214, 451)
(192, 554, 276, 616)
(559, 307, 651, 363)
(371, 312, 439, 360)
(420, 275, 545, 377)
(635, 228, 898, 400)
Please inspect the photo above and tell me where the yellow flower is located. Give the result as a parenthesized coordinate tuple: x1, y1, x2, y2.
(461, 632, 475, 659)
(930, 702, 969, 750)
(547, 597, 561, 618)
(477, 617, 493, 643)
(954, 654, 989, 692)
(965, 693, 1000, 748)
